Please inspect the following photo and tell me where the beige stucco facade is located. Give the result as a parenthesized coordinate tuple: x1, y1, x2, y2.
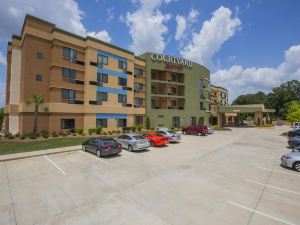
(5, 15, 146, 134)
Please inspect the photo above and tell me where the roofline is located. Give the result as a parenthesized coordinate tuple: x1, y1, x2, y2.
(211, 84, 228, 91)
(16, 14, 134, 56)
(138, 52, 210, 72)
(134, 56, 146, 62)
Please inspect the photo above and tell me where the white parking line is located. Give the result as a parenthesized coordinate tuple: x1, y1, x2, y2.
(79, 150, 109, 164)
(245, 179, 300, 195)
(256, 166, 300, 177)
(43, 155, 66, 175)
(227, 201, 297, 225)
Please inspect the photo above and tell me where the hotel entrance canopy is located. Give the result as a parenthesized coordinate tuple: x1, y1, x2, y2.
(218, 104, 275, 114)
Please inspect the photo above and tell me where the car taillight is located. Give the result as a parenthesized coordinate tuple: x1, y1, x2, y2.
(117, 144, 122, 148)
(104, 145, 110, 151)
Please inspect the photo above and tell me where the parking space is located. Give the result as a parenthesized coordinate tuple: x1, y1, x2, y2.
(1, 126, 300, 225)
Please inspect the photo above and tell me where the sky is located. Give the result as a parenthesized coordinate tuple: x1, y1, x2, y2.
(0, 0, 300, 106)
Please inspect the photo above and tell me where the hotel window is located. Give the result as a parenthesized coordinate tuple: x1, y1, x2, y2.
(135, 97, 143, 106)
(172, 117, 180, 128)
(134, 68, 143, 76)
(135, 83, 143, 91)
(61, 119, 75, 129)
(171, 100, 177, 107)
(200, 102, 204, 110)
(63, 47, 77, 59)
(97, 54, 108, 65)
(118, 60, 127, 70)
(36, 74, 43, 81)
(62, 89, 76, 100)
(191, 117, 196, 126)
(97, 73, 108, 83)
(171, 87, 177, 95)
(118, 77, 127, 86)
(118, 94, 127, 103)
(97, 92, 108, 101)
(96, 119, 107, 128)
(171, 74, 177, 82)
(62, 68, 76, 80)
(118, 119, 127, 127)
(135, 116, 143, 125)
(36, 52, 43, 60)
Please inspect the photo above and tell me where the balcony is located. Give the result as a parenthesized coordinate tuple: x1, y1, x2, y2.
(151, 70, 184, 83)
(151, 84, 184, 97)
(151, 97, 185, 110)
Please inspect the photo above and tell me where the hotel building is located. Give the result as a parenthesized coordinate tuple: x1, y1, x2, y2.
(210, 85, 229, 125)
(4, 15, 211, 134)
(4, 15, 146, 134)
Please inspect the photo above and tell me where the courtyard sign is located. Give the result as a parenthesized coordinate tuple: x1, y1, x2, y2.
(150, 53, 193, 69)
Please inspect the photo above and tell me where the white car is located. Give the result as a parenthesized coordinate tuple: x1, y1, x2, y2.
(292, 122, 300, 130)
(207, 127, 214, 134)
(156, 130, 181, 142)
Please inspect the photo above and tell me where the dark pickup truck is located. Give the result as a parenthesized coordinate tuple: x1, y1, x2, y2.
(182, 125, 208, 136)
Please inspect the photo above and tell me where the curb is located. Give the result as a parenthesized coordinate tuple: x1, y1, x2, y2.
(0, 146, 82, 162)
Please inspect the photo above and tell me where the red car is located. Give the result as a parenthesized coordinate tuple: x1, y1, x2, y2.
(143, 132, 169, 147)
(182, 125, 207, 136)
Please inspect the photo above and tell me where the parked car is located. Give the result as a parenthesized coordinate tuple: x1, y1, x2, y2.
(206, 127, 214, 134)
(156, 130, 181, 142)
(288, 136, 300, 148)
(82, 137, 122, 157)
(281, 152, 300, 172)
(293, 145, 300, 152)
(288, 129, 300, 137)
(182, 125, 207, 136)
(143, 132, 169, 147)
(292, 122, 300, 129)
(115, 134, 150, 151)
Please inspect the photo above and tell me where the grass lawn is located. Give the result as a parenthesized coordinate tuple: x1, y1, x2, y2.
(0, 137, 89, 155)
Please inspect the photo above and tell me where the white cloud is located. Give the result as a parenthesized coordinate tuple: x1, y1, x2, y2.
(211, 45, 300, 102)
(175, 15, 186, 41)
(0, 51, 6, 65)
(124, 0, 172, 54)
(87, 30, 112, 43)
(180, 6, 241, 68)
(187, 8, 199, 22)
(0, 0, 111, 43)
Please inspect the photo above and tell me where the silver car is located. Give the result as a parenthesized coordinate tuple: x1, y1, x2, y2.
(281, 152, 300, 172)
(207, 127, 214, 134)
(156, 130, 181, 142)
(115, 134, 150, 151)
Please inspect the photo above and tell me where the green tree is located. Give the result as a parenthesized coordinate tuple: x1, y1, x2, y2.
(25, 95, 45, 134)
(286, 101, 300, 123)
(268, 80, 300, 118)
(0, 108, 4, 130)
(232, 91, 268, 106)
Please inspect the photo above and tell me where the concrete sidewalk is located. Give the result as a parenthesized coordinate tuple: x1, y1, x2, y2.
(0, 145, 82, 162)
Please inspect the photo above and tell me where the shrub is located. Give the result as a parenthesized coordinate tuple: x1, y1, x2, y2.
(8, 134, 15, 140)
(42, 133, 49, 138)
(81, 133, 86, 136)
(112, 130, 116, 134)
(58, 131, 64, 136)
(4, 132, 12, 138)
(132, 125, 137, 132)
(62, 132, 68, 137)
(15, 133, 20, 137)
(72, 133, 76, 136)
(20, 134, 26, 140)
(35, 132, 40, 138)
(108, 131, 113, 135)
(137, 124, 142, 132)
(40, 130, 48, 136)
(51, 132, 58, 137)
(29, 134, 36, 139)
(102, 131, 107, 135)
(95, 127, 102, 135)
(116, 130, 121, 134)
(75, 128, 84, 135)
(88, 128, 95, 135)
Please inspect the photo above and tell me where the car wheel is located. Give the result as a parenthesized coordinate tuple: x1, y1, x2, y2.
(128, 145, 133, 152)
(293, 162, 300, 172)
(150, 141, 155, 147)
(96, 149, 101, 157)
(82, 145, 86, 151)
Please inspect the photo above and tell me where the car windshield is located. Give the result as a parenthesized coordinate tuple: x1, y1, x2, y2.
(102, 140, 118, 146)
(133, 135, 146, 140)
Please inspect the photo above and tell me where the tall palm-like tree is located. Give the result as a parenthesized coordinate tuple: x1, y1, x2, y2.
(25, 95, 45, 134)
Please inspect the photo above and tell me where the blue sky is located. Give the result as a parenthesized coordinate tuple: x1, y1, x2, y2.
(0, 0, 300, 106)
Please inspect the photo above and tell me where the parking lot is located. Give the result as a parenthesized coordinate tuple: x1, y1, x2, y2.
(1, 126, 300, 225)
